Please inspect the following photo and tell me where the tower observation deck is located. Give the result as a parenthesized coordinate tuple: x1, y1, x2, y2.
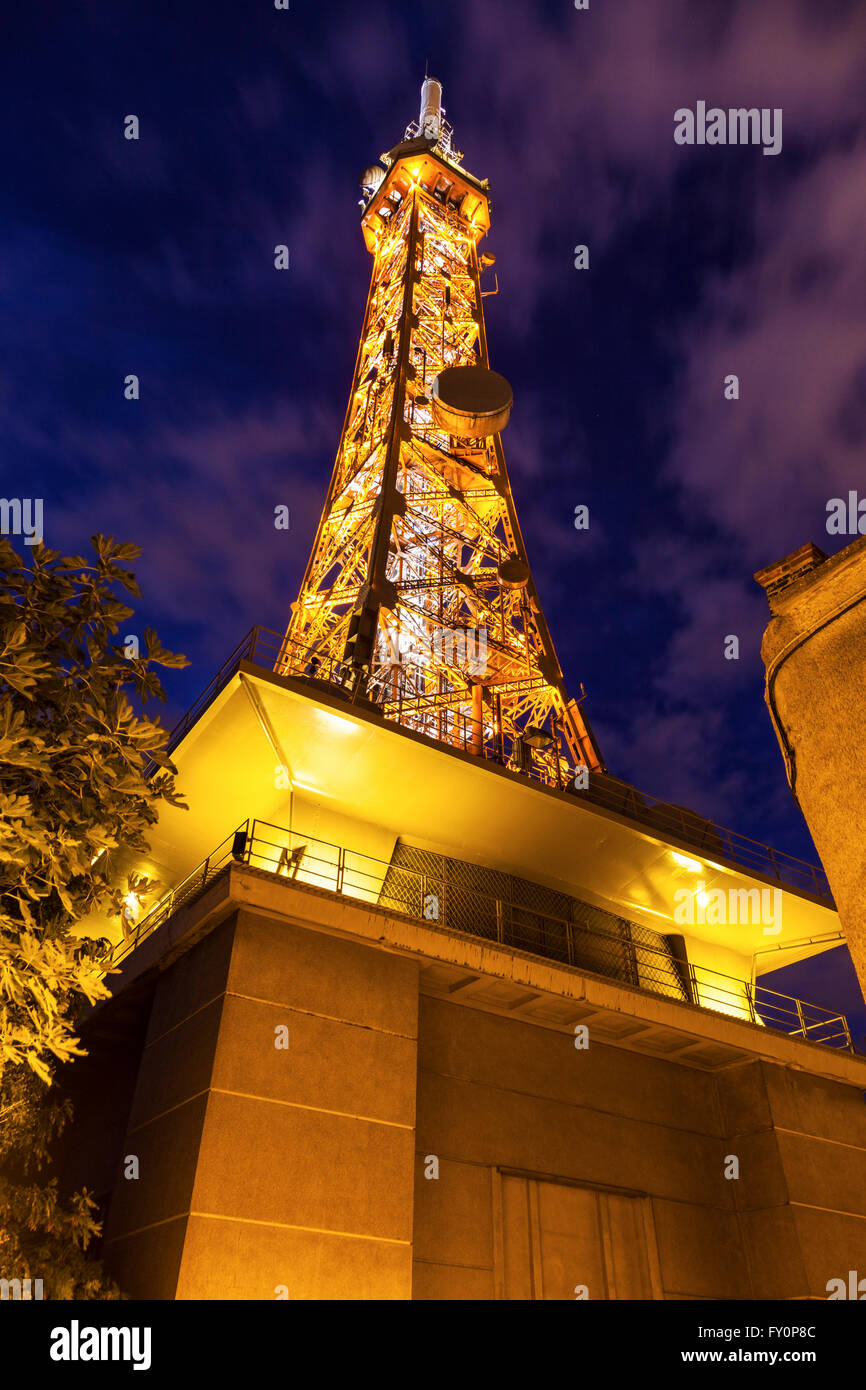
(278, 79, 603, 784)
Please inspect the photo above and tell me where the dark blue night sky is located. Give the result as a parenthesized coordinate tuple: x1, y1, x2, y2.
(4, 1, 866, 1036)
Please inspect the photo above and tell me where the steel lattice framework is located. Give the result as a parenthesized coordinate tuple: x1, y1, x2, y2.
(279, 90, 603, 783)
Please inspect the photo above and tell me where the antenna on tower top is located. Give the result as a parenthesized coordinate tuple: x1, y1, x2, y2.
(401, 74, 461, 164)
(418, 75, 443, 143)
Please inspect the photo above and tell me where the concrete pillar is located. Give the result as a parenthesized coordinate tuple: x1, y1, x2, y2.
(755, 536, 866, 1004)
(103, 909, 419, 1298)
(717, 1058, 866, 1298)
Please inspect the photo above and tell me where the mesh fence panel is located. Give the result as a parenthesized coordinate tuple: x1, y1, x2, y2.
(505, 907, 572, 964)
(378, 863, 426, 919)
(629, 917, 690, 1001)
(379, 840, 687, 1000)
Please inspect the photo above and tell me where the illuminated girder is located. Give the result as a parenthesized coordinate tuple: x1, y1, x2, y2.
(280, 91, 603, 784)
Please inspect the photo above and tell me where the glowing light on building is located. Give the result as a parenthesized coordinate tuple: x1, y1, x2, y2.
(121, 892, 141, 927)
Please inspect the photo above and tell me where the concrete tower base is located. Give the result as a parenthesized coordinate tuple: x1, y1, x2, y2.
(62, 865, 866, 1300)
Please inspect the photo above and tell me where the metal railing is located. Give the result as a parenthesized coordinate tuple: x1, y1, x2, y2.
(109, 819, 852, 1052)
(110, 828, 240, 968)
(149, 625, 833, 904)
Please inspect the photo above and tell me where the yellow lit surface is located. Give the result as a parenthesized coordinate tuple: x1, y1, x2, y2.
(684, 935, 755, 1021)
(74, 667, 844, 975)
(313, 708, 364, 738)
(671, 851, 702, 873)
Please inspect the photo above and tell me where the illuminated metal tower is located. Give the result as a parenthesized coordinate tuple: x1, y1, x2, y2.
(280, 80, 602, 783)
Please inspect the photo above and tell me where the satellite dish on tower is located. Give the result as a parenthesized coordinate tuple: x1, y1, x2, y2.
(359, 164, 385, 199)
(431, 365, 513, 437)
(497, 556, 530, 589)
